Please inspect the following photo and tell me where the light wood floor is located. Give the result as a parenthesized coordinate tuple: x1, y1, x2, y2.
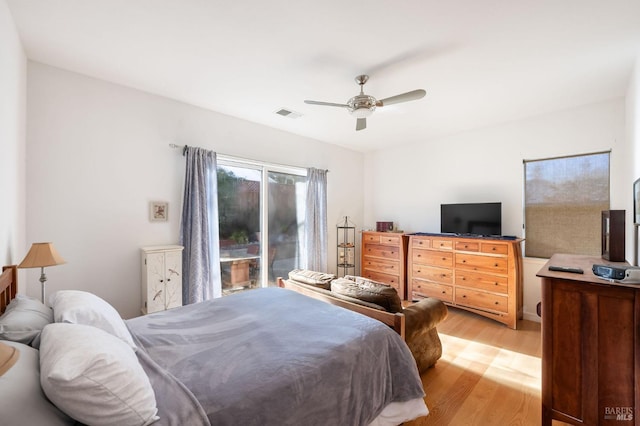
(405, 307, 544, 426)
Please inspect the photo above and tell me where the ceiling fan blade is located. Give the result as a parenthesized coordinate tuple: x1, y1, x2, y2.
(356, 118, 367, 131)
(304, 100, 349, 108)
(376, 89, 426, 107)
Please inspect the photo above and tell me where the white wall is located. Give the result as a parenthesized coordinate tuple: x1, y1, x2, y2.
(364, 98, 628, 321)
(26, 62, 364, 318)
(0, 0, 27, 267)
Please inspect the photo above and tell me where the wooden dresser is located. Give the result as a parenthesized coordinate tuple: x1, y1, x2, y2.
(361, 231, 408, 300)
(407, 233, 523, 329)
(537, 254, 639, 426)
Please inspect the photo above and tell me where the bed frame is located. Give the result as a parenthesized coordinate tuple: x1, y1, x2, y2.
(277, 277, 406, 339)
(0, 265, 17, 314)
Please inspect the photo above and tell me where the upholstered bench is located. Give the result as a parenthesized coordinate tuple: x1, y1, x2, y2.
(281, 269, 448, 372)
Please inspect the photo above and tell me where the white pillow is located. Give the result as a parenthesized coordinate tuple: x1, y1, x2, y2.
(50, 290, 136, 348)
(0, 295, 53, 348)
(0, 340, 75, 426)
(40, 323, 159, 426)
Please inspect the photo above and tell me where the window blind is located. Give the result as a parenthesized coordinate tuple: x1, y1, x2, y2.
(524, 151, 610, 258)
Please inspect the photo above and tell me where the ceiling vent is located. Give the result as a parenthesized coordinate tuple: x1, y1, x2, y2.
(275, 108, 302, 119)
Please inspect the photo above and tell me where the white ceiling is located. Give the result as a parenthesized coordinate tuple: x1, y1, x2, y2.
(7, 0, 640, 152)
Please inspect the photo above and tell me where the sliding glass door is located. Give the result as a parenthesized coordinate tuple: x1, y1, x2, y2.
(217, 159, 306, 295)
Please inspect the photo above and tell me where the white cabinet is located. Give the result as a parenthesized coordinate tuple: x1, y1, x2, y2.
(141, 245, 183, 314)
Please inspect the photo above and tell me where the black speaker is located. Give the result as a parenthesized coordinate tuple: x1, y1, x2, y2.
(602, 210, 625, 262)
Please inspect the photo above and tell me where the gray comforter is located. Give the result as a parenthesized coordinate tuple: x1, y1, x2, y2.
(126, 287, 425, 426)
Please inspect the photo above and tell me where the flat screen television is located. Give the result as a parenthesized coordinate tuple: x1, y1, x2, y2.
(441, 202, 502, 236)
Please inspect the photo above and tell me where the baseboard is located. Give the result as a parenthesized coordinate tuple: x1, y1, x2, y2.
(523, 310, 541, 323)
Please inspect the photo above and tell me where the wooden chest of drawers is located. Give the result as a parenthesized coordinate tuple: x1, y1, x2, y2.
(408, 233, 523, 329)
(361, 231, 408, 299)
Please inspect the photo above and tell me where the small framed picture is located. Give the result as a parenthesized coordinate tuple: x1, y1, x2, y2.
(149, 201, 168, 222)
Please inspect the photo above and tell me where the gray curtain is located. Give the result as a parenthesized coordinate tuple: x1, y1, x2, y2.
(303, 168, 328, 271)
(179, 147, 222, 304)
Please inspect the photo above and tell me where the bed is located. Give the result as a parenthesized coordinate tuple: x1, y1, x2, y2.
(0, 265, 428, 426)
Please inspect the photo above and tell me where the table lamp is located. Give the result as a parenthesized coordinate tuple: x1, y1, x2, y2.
(18, 242, 66, 303)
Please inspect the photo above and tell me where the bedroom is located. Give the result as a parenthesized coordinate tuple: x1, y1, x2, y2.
(1, 1, 640, 424)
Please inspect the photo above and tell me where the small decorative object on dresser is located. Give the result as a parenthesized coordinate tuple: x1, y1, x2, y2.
(376, 221, 394, 232)
(140, 245, 183, 314)
(407, 233, 523, 329)
(361, 231, 408, 300)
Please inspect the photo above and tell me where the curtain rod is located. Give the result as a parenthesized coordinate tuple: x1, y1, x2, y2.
(168, 143, 328, 172)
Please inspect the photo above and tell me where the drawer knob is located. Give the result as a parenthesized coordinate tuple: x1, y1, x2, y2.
(442, 257, 447, 261)
(494, 263, 499, 267)
(441, 290, 446, 294)
(492, 247, 497, 251)
(167, 278, 171, 282)
(495, 301, 499, 305)
(461, 277, 466, 281)
(462, 295, 467, 298)
(494, 282, 498, 286)
(417, 269, 421, 273)
(160, 279, 164, 283)
(462, 260, 466, 263)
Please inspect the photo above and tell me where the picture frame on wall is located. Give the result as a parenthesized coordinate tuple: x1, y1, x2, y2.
(149, 201, 168, 222)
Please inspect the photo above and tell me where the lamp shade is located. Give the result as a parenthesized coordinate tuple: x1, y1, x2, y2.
(0, 342, 19, 376)
(18, 243, 66, 269)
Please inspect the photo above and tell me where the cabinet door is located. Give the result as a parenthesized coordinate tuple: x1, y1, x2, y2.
(164, 251, 183, 309)
(145, 252, 166, 314)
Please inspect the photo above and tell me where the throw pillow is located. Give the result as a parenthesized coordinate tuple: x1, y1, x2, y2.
(288, 269, 336, 290)
(332, 276, 403, 313)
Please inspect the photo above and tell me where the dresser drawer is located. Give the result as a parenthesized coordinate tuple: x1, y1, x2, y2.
(455, 270, 508, 294)
(361, 270, 401, 289)
(456, 253, 508, 274)
(481, 243, 509, 255)
(412, 237, 432, 249)
(362, 258, 399, 275)
(363, 243, 400, 260)
(412, 249, 453, 268)
(455, 288, 508, 313)
(380, 235, 401, 246)
(362, 233, 381, 244)
(455, 241, 480, 252)
(412, 264, 453, 284)
(411, 280, 453, 303)
(432, 239, 453, 250)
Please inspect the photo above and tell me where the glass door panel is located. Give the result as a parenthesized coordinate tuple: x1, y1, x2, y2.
(217, 164, 262, 295)
(267, 171, 306, 285)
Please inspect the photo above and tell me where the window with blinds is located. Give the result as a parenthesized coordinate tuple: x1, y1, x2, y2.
(524, 151, 610, 258)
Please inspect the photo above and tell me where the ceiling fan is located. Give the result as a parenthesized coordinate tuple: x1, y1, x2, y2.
(304, 75, 426, 131)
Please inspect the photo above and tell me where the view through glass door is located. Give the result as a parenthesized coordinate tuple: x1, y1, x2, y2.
(217, 160, 306, 295)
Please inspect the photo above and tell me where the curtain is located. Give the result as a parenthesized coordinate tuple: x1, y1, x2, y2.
(179, 147, 222, 303)
(303, 168, 328, 271)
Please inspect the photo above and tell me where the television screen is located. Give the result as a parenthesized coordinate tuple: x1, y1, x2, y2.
(441, 202, 502, 236)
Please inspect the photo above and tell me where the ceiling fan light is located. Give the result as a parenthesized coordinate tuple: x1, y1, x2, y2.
(351, 108, 374, 118)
